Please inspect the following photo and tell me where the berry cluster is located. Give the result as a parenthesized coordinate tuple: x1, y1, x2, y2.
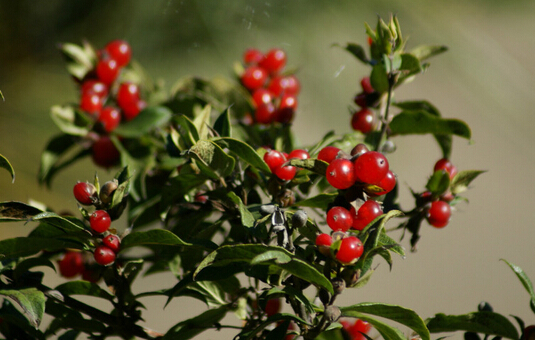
(341, 319, 372, 340)
(351, 76, 380, 134)
(315, 232, 363, 265)
(263, 148, 310, 181)
(240, 48, 300, 124)
(422, 158, 458, 228)
(77, 40, 146, 168)
(73, 180, 122, 265)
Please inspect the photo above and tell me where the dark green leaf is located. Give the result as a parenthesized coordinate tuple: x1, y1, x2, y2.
(54, 281, 114, 301)
(370, 63, 389, 93)
(399, 53, 423, 75)
(194, 244, 333, 294)
(501, 259, 535, 311)
(121, 229, 191, 251)
(426, 170, 451, 196)
(14, 258, 56, 280)
(175, 114, 200, 146)
(337, 43, 369, 64)
(0, 202, 87, 232)
(341, 303, 430, 340)
(213, 107, 232, 138)
(0, 288, 45, 329)
(390, 111, 471, 139)
(393, 100, 440, 116)
(0, 153, 15, 183)
(226, 191, 256, 228)
(163, 306, 229, 340)
(340, 311, 407, 340)
(189, 140, 235, 179)
(113, 106, 172, 138)
(295, 193, 338, 209)
(451, 170, 486, 195)
(289, 158, 328, 176)
(213, 137, 270, 173)
(410, 45, 448, 61)
(435, 134, 453, 159)
(426, 312, 519, 340)
(0, 237, 82, 258)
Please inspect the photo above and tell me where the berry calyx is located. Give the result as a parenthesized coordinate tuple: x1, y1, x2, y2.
(93, 245, 116, 266)
(58, 251, 85, 278)
(105, 40, 131, 67)
(327, 206, 354, 232)
(100, 180, 118, 205)
(103, 234, 121, 253)
(427, 200, 451, 228)
(90, 210, 111, 233)
(354, 151, 389, 185)
(317, 146, 341, 164)
(73, 182, 97, 205)
(336, 236, 364, 265)
(326, 158, 356, 190)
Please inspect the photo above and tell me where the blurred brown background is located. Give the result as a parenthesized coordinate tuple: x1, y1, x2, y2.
(1, 0, 534, 338)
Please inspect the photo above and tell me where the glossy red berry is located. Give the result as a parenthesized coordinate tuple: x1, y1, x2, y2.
(273, 163, 297, 181)
(427, 200, 451, 228)
(117, 82, 141, 109)
(122, 99, 146, 121)
(263, 149, 286, 172)
(317, 146, 341, 164)
(360, 77, 374, 94)
(327, 206, 353, 232)
(288, 149, 310, 160)
(264, 298, 281, 317)
(434, 158, 458, 179)
(354, 151, 389, 185)
(255, 102, 276, 124)
(336, 236, 364, 264)
(81, 79, 108, 98)
(103, 234, 121, 253)
(80, 92, 103, 115)
(90, 210, 111, 233)
(316, 233, 333, 247)
(241, 66, 268, 91)
(251, 88, 273, 108)
(73, 182, 97, 205)
(93, 245, 116, 266)
(268, 75, 300, 96)
(58, 251, 85, 278)
(346, 319, 372, 340)
(326, 158, 356, 190)
(105, 40, 131, 67)
(243, 48, 264, 64)
(92, 136, 120, 168)
(98, 106, 121, 133)
(351, 108, 375, 133)
(352, 200, 383, 231)
(373, 170, 396, 196)
(96, 58, 120, 85)
(259, 48, 286, 74)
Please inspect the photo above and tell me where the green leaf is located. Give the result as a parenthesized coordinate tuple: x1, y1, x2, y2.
(194, 244, 333, 294)
(55, 281, 114, 301)
(390, 111, 471, 139)
(193, 104, 212, 140)
(226, 191, 256, 228)
(434, 134, 453, 159)
(295, 193, 338, 209)
(451, 170, 486, 195)
(14, 258, 56, 280)
(0, 154, 15, 183)
(113, 106, 172, 138)
(501, 259, 535, 312)
(393, 100, 440, 116)
(426, 312, 519, 339)
(0, 202, 87, 232)
(213, 107, 232, 138)
(370, 63, 389, 93)
(426, 170, 450, 196)
(50, 105, 92, 136)
(0, 237, 82, 259)
(341, 303, 430, 340)
(0, 288, 45, 329)
(121, 229, 191, 251)
(336, 42, 369, 64)
(163, 306, 229, 340)
(59, 42, 96, 80)
(289, 158, 328, 176)
(399, 53, 423, 75)
(189, 140, 235, 179)
(213, 137, 271, 173)
(340, 311, 407, 340)
(410, 45, 448, 61)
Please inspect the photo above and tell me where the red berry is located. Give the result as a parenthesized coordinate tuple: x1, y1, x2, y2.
(263, 149, 286, 172)
(80, 92, 103, 115)
(122, 99, 146, 121)
(241, 66, 268, 91)
(117, 82, 141, 109)
(98, 106, 121, 133)
(336, 236, 363, 264)
(243, 48, 264, 64)
(315, 233, 333, 247)
(73, 182, 97, 205)
(259, 48, 286, 74)
(288, 149, 310, 160)
(273, 164, 297, 181)
(92, 136, 120, 168)
(81, 79, 108, 98)
(96, 58, 120, 85)
(327, 206, 353, 232)
(58, 251, 85, 278)
(354, 92, 368, 108)
(360, 77, 374, 94)
(373, 170, 396, 196)
(105, 40, 131, 67)
(255, 102, 276, 124)
(274, 106, 295, 124)
(351, 108, 375, 134)
(326, 158, 356, 190)
(367, 36, 374, 46)
(427, 200, 451, 228)
(279, 94, 297, 110)
(90, 210, 111, 233)
(349, 319, 372, 340)
(434, 158, 458, 179)
(268, 75, 300, 96)
(103, 234, 121, 253)
(93, 245, 116, 266)
(352, 200, 383, 231)
(354, 151, 389, 185)
(317, 146, 341, 164)
(252, 88, 273, 108)
(264, 298, 281, 317)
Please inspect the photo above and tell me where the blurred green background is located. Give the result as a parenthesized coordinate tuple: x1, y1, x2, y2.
(1, 0, 535, 338)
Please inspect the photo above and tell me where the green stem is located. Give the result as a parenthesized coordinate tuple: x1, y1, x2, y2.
(374, 59, 396, 152)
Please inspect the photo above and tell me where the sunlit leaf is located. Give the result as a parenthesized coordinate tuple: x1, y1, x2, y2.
(0, 288, 45, 329)
(0, 153, 15, 183)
